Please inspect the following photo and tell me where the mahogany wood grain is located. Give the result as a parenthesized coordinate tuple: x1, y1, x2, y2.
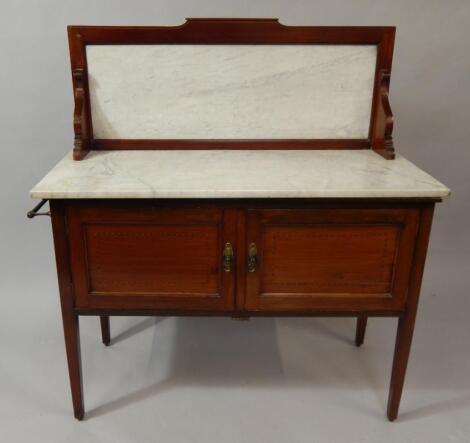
(67, 205, 237, 311)
(86, 224, 220, 294)
(76, 307, 404, 317)
(91, 139, 370, 151)
(235, 208, 248, 312)
(67, 19, 395, 160)
(245, 208, 419, 312)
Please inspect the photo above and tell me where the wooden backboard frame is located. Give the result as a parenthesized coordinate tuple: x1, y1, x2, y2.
(68, 18, 395, 160)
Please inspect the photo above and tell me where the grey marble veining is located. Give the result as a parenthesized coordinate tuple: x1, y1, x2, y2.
(30, 150, 450, 199)
(87, 45, 377, 140)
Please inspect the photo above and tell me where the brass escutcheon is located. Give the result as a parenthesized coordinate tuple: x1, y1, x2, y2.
(223, 242, 234, 272)
(247, 242, 258, 273)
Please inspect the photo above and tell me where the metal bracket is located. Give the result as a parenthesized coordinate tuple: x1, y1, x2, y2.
(27, 199, 50, 218)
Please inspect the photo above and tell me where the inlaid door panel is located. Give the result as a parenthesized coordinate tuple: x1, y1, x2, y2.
(68, 205, 236, 310)
(245, 208, 419, 311)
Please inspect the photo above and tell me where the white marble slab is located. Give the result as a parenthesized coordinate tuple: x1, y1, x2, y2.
(30, 150, 450, 199)
(87, 45, 376, 140)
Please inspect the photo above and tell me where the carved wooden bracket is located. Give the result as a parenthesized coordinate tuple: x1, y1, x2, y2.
(372, 69, 395, 159)
(72, 68, 89, 160)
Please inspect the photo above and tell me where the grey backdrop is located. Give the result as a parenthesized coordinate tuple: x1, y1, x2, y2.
(1, 1, 469, 442)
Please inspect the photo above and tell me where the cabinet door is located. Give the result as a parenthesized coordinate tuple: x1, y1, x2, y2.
(245, 208, 419, 312)
(68, 205, 236, 311)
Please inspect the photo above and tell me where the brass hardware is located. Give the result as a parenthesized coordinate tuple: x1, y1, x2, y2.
(223, 242, 234, 273)
(247, 242, 258, 273)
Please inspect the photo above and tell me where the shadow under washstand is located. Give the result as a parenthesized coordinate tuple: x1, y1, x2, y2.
(398, 394, 470, 422)
(85, 317, 391, 419)
(110, 317, 161, 345)
(168, 317, 284, 386)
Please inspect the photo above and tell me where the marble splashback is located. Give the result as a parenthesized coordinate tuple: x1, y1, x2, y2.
(86, 45, 377, 140)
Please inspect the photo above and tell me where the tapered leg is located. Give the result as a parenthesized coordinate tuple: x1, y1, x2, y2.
(355, 316, 367, 347)
(386, 204, 435, 421)
(100, 316, 111, 346)
(387, 313, 418, 421)
(61, 311, 84, 420)
(51, 201, 84, 420)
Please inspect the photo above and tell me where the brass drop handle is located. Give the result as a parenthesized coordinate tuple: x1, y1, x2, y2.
(247, 242, 258, 273)
(223, 242, 234, 273)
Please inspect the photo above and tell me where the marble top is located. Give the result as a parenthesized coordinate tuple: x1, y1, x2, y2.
(30, 150, 450, 199)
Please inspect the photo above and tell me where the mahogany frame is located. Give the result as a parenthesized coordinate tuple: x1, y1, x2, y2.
(68, 18, 396, 160)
